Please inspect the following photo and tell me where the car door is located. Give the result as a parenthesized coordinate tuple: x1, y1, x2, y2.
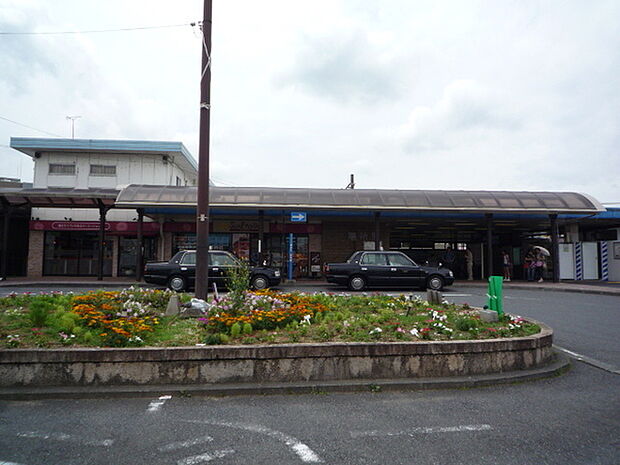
(178, 251, 197, 287)
(386, 252, 426, 287)
(359, 252, 389, 286)
(210, 252, 238, 289)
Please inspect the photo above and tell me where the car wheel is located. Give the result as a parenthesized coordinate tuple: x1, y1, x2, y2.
(251, 275, 269, 290)
(426, 275, 444, 291)
(348, 275, 366, 291)
(168, 275, 187, 292)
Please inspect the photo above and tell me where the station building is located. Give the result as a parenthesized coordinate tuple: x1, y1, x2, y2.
(1, 137, 619, 283)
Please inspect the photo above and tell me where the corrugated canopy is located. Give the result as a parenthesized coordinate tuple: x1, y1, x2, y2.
(0, 187, 118, 208)
(115, 185, 605, 214)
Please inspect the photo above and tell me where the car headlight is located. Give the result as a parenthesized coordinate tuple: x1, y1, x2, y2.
(274, 270, 280, 277)
(448, 270, 454, 277)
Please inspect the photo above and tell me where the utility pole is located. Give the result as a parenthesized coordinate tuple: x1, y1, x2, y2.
(66, 116, 81, 139)
(195, 0, 212, 300)
(346, 174, 355, 189)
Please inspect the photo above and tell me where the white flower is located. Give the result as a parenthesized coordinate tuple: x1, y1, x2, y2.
(369, 327, 383, 335)
(301, 314, 312, 325)
(410, 328, 420, 337)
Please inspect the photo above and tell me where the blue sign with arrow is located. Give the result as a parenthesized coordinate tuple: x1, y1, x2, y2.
(290, 212, 307, 223)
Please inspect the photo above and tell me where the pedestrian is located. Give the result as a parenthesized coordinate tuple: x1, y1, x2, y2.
(443, 245, 456, 272)
(464, 246, 474, 280)
(534, 247, 547, 283)
(502, 250, 512, 281)
(524, 248, 535, 281)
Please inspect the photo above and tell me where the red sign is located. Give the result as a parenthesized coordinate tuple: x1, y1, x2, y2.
(270, 223, 322, 234)
(30, 220, 160, 234)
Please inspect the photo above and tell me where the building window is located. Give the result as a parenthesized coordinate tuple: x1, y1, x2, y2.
(49, 164, 76, 175)
(90, 165, 117, 177)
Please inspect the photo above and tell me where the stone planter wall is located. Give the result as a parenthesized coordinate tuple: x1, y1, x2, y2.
(0, 323, 553, 387)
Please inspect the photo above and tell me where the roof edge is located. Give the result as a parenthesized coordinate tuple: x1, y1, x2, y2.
(9, 137, 198, 173)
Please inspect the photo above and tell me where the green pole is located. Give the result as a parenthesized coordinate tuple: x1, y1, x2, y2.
(489, 276, 504, 316)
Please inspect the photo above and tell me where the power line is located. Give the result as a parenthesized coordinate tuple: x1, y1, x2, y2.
(0, 115, 62, 137)
(0, 22, 197, 36)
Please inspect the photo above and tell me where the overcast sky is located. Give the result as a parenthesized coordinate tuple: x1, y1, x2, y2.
(0, 0, 618, 202)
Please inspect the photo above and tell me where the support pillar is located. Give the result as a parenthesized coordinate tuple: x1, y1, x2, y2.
(1, 202, 12, 280)
(485, 213, 494, 278)
(258, 209, 264, 265)
(374, 212, 381, 251)
(97, 201, 110, 281)
(136, 208, 144, 281)
(550, 214, 560, 283)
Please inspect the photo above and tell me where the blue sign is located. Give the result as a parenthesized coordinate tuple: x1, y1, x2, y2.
(290, 212, 307, 223)
(288, 233, 294, 281)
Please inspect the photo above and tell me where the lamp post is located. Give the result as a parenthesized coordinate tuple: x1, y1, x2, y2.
(195, 0, 212, 300)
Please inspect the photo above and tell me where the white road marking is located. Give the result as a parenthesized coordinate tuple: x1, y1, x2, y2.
(159, 436, 214, 452)
(148, 395, 172, 412)
(182, 420, 323, 463)
(15, 431, 113, 446)
(0, 461, 28, 465)
(351, 424, 492, 438)
(554, 345, 620, 374)
(177, 449, 235, 465)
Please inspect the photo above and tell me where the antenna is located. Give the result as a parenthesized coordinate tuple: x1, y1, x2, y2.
(65, 115, 81, 139)
(345, 174, 355, 189)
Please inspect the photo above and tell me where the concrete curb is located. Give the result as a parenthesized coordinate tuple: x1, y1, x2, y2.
(0, 351, 570, 400)
(1, 279, 617, 296)
(451, 283, 620, 297)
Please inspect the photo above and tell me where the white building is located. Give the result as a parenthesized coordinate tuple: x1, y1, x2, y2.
(9, 137, 198, 277)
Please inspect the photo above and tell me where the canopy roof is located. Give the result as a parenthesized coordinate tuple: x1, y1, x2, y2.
(0, 187, 118, 208)
(115, 185, 605, 214)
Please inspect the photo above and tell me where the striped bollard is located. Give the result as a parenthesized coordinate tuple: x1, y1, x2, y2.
(601, 242, 609, 281)
(575, 242, 583, 281)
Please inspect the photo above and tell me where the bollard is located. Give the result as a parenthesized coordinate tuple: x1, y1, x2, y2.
(486, 276, 504, 316)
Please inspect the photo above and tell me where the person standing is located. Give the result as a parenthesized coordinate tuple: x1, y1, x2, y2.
(443, 245, 456, 272)
(534, 247, 547, 282)
(502, 250, 512, 281)
(524, 249, 535, 281)
(464, 246, 474, 280)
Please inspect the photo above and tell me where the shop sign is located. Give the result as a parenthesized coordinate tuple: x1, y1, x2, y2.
(270, 223, 322, 234)
(213, 221, 260, 233)
(30, 220, 160, 233)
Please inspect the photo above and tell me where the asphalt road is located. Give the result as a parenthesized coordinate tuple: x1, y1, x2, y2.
(1, 284, 618, 464)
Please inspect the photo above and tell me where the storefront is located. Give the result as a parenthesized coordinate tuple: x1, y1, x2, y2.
(166, 220, 322, 278)
(32, 220, 159, 277)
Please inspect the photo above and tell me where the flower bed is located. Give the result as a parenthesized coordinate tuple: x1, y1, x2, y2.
(202, 291, 539, 345)
(0, 289, 540, 349)
(0, 288, 176, 348)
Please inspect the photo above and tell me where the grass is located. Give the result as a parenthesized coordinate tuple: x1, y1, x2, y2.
(0, 289, 540, 349)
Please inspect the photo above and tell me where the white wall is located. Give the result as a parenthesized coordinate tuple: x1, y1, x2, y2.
(31, 150, 196, 222)
(33, 152, 196, 189)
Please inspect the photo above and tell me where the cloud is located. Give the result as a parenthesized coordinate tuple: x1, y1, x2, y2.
(275, 30, 401, 105)
(396, 80, 522, 153)
(0, 3, 57, 92)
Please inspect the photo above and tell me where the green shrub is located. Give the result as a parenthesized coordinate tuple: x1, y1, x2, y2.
(28, 301, 54, 327)
(205, 334, 220, 345)
(455, 317, 479, 332)
(225, 264, 250, 313)
(230, 322, 241, 337)
(242, 323, 253, 335)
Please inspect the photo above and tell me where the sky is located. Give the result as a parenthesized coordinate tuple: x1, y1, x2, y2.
(0, 0, 618, 203)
